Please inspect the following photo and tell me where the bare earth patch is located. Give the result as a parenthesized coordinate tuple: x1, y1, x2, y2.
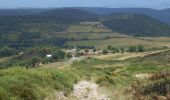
(134, 74, 152, 79)
(55, 80, 110, 100)
(72, 80, 110, 100)
(53, 80, 110, 100)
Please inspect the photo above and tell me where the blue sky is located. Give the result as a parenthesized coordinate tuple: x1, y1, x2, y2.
(0, 0, 170, 9)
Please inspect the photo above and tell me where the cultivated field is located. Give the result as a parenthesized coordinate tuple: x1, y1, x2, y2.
(66, 37, 170, 49)
(67, 25, 112, 33)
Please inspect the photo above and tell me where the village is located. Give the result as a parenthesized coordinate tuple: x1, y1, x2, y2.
(45, 48, 103, 62)
(42, 44, 164, 65)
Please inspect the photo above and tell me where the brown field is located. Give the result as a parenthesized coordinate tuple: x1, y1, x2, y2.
(66, 37, 170, 49)
(94, 50, 167, 60)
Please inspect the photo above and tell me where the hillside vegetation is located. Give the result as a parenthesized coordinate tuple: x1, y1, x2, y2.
(0, 47, 170, 99)
(67, 37, 170, 49)
(0, 46, 67, 68)
(0, 67, 78, 100)
(103, 13, 170, 36)
(79, 7, 170, 24)
(0, 7, 170, 100)
(0, 8, 170, 49)
(136, 50, 170, 64)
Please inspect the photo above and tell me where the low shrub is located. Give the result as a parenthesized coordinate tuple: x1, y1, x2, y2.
(142, 78, 170, 96)
(96, 76, 115, 86)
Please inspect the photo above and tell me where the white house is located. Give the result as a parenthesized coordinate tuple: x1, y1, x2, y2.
(46, 54, 52, 58)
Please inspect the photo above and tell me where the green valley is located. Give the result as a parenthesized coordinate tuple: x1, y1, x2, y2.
(0, 7, 170, 100)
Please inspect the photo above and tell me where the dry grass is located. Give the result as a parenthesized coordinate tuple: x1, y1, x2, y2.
(143, 37, 170, 42)
(53, 32, 127, 40)
(94, 50, 166, 61)
(67, 24, 112, 33)
(67, 37, 170, 49)
(41, 60, 72, 70)
(0, 57, 10, 63)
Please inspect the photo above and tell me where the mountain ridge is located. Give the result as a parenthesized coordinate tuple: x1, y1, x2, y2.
(38, 8, 98, 20)
(103, 13, 170, 36)
(77, 7, 170, 24)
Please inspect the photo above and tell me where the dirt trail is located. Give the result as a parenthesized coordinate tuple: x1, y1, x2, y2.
(55, 80, 110, 100)
(72, 81, 110, 100)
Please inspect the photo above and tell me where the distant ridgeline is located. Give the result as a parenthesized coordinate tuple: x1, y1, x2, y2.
(0, 8, 170, 48)
(0, 8, 98, 48)
(102, 13, 170, 36)
(78, 7, 170, 25)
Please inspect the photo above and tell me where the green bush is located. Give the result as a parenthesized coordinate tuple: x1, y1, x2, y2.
(66, 52, 72, 59)
(138, 45, 145, 52)
(107, 45, 112, 50)
(120, 47, 125, 53)
(103, 50, 108, 54)
(52, 50, 66, 61)
(111, 47, 119, 53)
(96, 76, 115, 86)
(128, 46, 137, 52)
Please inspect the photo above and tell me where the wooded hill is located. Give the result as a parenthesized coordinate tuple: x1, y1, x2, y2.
(0, 8, 170, 48)
(103, 13, 170, 36)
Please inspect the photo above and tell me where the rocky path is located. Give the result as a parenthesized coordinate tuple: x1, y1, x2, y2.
(72, 80, 110, 100)
(55, 80, 110, 100)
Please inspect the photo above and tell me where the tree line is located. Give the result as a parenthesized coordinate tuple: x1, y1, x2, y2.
(0, 46, 71, 68)
(103, 45, 145, 54)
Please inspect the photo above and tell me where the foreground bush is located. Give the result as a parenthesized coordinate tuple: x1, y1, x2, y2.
(142, 78, 170, 96)
(133, 74, 170, 100)
(0, 67, 78, 100)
